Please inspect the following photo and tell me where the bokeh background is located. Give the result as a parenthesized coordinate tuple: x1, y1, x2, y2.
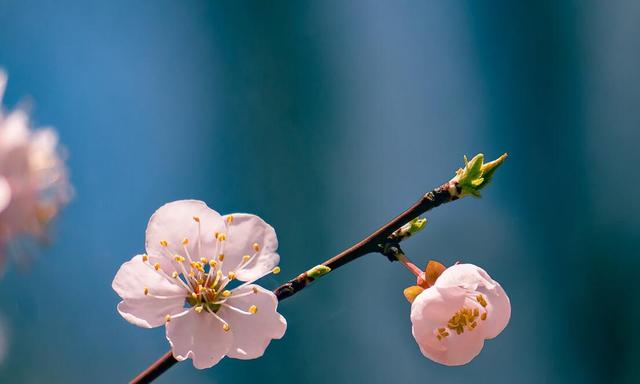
(1, 1, 639, 383)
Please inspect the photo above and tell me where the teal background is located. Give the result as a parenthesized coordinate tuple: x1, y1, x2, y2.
(1, 1, 639, 383)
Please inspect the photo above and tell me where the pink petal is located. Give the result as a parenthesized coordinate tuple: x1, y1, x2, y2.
(435, 263, 497, 291)
(112, 255, 187, 328)
(411, 286, 467, 354)
(145, 200, 226, 274)
(166, 309, 233, 369)
(221, 213, 279, 281)
(219, 285, 286, 360)
(478, 284, 511, 339)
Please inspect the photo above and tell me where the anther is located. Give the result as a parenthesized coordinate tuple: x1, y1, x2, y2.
(217, 233, 227, 241)
(209, 260, 217, 268)
(160, 240, 168, 247)
(228, 271, 236, 280)
(222, 290, 231, 297)
(476, 294, 488, 307)
(194, 305, 204, 313)
(142, 254, 149, 262)
(226, 215, 234, 223)
(191, 292, 198, 300)
(218, 254, 225, 261)
(249, 305, 258, 314)
(174, 255, 186, 262)
(481, 312, 487, 321)
(144, 287, 149, 295)
(223, 323, 230, 332)
(172, 271, 179, 278)
(182, 238, 189, 245)
(242, 255, 251, 263)
(252, 243, 260, 252)
(252, 287, 258, 294)
(165, 315, 172, 322)
(200, 257, 209, 264)
(193, 216, 200, 223)
(153, 263, 161, 271)
(272, 266, 281, 274)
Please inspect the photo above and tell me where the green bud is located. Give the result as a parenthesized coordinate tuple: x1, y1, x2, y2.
(306, 265, 331, 279)
(453, 153, 507, 197)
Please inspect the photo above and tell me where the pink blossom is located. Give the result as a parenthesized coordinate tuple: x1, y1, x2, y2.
(0, 71, 71, 270)
(410, 263, 510, 366)
(112, 200, 287, 369)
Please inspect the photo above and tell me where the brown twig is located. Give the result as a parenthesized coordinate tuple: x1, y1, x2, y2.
(131, 181, 458, 383)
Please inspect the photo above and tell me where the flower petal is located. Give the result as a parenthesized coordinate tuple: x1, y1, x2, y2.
(478, 284, 511, 339)
(221, 213, 279, 281)
(112, 255, 186, 300)
(411, 285, 486, 366)
(166, 309, 233, 369)
(112, 255, 187, 328)
(145, 200, 226, 274)
(411, 286, 466, 354)
(435, 263, 498, 291)
(0, 176, 10, 214)
(220, 285, 286, 360)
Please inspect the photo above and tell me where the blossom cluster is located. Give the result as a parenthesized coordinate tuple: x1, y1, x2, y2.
(0, 72, 71, 270)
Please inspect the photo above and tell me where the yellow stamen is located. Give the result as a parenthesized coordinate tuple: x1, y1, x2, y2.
(153, 263, 161, 271)
(226, 215, 234, 223)
(165, 315, 172, 322)
(218, 254, 225, 261)
(476, 294, 488, 307)
(174, 255, 186, 262)
(481, 312, 488, 321)
(191, 292, 198, 300)
(182, 238, 189, 245)
(228, 271, 236, 280)
(217, 233, 226, 241)
(223, 323, 230, 332)
(249, 305, 258, 314)
(160, 240, 168, 247)
(209, 260, 217, 268)
(200, 257, 209, 264)
(193, 216, 200, 222)
(222, 290, 231, 297)
(143, 287, 149, 295)
(252, 243, 260, 252)
(194, 305, 204, 313)
(252, 287, 258, 294)
(171, 271, 179, 278)
(142, 254, 149, 262)
(242, 255, 251, 263)
(272, 266, 281, 274)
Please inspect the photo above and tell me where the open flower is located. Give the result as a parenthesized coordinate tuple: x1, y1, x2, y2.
(112, 200, 287, 369)
(0, 71, 71, 270)
(409, 263, 510, 366)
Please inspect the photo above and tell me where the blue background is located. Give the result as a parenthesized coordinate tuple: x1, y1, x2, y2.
(1, 1, 639, 383)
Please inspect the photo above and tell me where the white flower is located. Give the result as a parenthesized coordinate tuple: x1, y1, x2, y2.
(0, 71, 71, 268)
(410, 263, 510, 366)
(112, 200, 287, 369)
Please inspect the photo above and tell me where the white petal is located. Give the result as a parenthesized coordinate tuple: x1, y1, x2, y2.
(478, 284, 511, 339)
(145, 200, 226, 274)
(112, 255, 187, 328)
(0, 176, 11, 213)
(411, 286, 485, 366)
(112, 255, 186, 300)
(166, 309, 233, 369)
(221, 213, 279, 281)
(220, 285, 286, 360)
(435, 263, 498, 291)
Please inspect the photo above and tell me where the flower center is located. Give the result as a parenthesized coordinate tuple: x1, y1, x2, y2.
(436, 294, 489, 340)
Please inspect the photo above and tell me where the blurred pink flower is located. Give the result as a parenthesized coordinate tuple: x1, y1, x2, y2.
(410, 263, 510, 366)
(113, 200, 287, 369)
(0, 71, 71, 271)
